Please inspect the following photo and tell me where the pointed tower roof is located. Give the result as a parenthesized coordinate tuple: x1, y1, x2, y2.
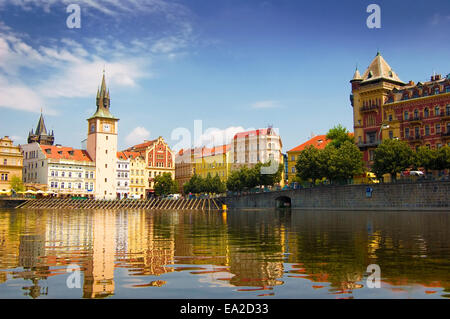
(361, 52, 404, 84)
(89, 71, 117, 120)
(351, 67, 362, 82)
(35, 112, 48, 136)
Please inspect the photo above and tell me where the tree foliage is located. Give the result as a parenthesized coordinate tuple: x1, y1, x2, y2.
(326, 124, 355, 149)
(154, 173, 178, 196)
(9, 176, 25, 192)
(226, 161, 283, 192)
(184, 173, 227, 194)
(372, 139, 413, 180)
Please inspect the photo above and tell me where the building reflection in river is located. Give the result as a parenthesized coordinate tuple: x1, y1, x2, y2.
(0, 208, 448, 298)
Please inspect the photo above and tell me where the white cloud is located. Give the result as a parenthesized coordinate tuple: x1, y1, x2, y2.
(0, 77, 46, 113)
(125, 126, 151, 146)
(251, 100, 281, 109)
(194, 126, 247, 148)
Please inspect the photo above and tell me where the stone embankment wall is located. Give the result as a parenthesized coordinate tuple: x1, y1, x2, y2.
(223, 181, 450, 211)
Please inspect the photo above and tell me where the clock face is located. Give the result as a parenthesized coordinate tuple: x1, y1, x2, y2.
(103, 124, 111, 132)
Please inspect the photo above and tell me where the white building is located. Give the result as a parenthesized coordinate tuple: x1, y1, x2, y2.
(116, 152, 130, 199)
(230, 127, 283, 169)
(21, 143, 96, 197)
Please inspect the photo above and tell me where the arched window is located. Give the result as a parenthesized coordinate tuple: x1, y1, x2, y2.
(414, 109, 419, 119)
(424, 108, 429, 118)
(435, 106, 440, 116)
(404, 111, 409, 120)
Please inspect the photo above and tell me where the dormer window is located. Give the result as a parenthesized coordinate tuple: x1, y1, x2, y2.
(434, 87, 440, 95)
(389, 70, 393, 77)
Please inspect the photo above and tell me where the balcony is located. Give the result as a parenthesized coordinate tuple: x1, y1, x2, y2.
(407, 116, 422, 124)
(359, 105, 379, 113)
(357, 140, 381, 149)
(407, 135, 422, 142)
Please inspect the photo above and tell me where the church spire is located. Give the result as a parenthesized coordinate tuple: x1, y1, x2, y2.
(90, 70, 116, 120)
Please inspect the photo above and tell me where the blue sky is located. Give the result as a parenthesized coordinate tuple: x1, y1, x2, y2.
(1, 0, 450, 152)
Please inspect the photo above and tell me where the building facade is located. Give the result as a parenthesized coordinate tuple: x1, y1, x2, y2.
(116, 152, 130, 199)
(230, 127, 283, 170)
(21, 143, 95, 197)
(194, 144, 231, 181)
(175, 148, 195, 193)
(126, 152, 146, 199)
(124, 136, 175, 198)
(86, 73, 119, 199)
(350, 52, 450, 166)
(0, 136, 23, 192)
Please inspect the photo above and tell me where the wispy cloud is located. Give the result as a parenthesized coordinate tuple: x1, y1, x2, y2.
(251, 100, 281, 109)
(125, 126, 151, 146)
(430, 13, 450, 26)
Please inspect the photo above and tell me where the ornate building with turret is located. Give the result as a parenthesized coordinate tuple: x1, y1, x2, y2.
(27, 112, 54, 145)
(350, 52, 450, 166)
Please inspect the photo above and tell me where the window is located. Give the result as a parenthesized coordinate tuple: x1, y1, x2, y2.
(437, 143, 442, 149)
(425, 125, 430, 136)
(3, 159, 6, 165)
(435, 87, 440, 94)
(85, 182, 89, 190)
(78, 183, 81, 189)
(105, 164, 108, 168)
(105, 178, 107, 182)
(404, 111, 409, 120)
(61, 171, 65, 177)
(389, 131, 393, 139)
(291, 167, 295, 173)
(415, 127, 420, 137)
(117, 172, 121, 178)
(90, 183, 93, 190)
(85, 172, 89, 178)
(369, 150, 374, 161)
(414, 109, 419, 119)
(69, 172, 72, 178)
(446, 105, 450, 116)
(68, 183, 71, 189)
(405, 128, 410, 138)
(90, 172, 94, 179)
(424, 108, 429, 118)
(436, 124, 441, 134)
(446, 86, 450, 93)
(51, 171, 55, 177)
(61, 182, 65, 189)
(117, 181, 120, 186)
(388, 114, 393, 121)
(106, 136, 108, 140)
(435, 106, 440, 116)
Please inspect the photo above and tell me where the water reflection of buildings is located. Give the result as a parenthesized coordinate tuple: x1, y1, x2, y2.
(83, 211, 116, 298)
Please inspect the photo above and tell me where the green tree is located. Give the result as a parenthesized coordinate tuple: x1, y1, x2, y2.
(226, 170, 243, 192)
(295, 145, 323, 183)
(413, 146, 437, 173)
(435, 145, 450, 171)
(184, 174, 203, 194)
(212, 174, 226, 193)
(154, 173, 178, 196)
(328, 141, 365, 183)
(9, 176, 25, 193)
(372, 139, 414, 181)
(326, 124, 355, 149)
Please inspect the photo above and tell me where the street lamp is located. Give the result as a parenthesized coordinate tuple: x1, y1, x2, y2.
(378, 124, 390, 142)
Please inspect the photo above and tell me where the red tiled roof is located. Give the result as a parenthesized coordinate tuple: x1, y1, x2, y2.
(288, 133, 354, 153)
(233, 128, 272, 139)
(287, 135, 330, 153)
(193, 144, 230, 158)
(40, 145, 93, 162)
(125, 139, 156, 152)
(122, 151, 142, 160)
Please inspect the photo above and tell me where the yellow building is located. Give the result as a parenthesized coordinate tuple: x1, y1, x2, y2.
(194, 145, 231, 181)
(0, 136, 23, 193)
(286, 135, 331, 183)
(126, 152, 146, 199)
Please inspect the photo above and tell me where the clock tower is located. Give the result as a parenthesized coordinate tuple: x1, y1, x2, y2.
(87, 71, 119, 199)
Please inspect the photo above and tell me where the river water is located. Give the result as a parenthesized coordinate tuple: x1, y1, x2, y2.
(0, 208, 448, 299)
